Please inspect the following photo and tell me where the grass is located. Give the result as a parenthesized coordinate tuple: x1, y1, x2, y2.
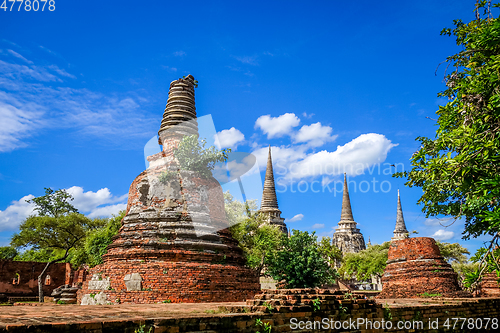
(420, 292, 442, 298)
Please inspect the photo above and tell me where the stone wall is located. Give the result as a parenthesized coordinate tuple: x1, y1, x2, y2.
(0, 260, 71, 297)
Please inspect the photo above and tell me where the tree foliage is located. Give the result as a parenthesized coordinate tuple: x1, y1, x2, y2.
(395, 1, 500, 240)
(225, 192, 281, 276)
(435, 240, 470, 264)
(70, 211, 125, 268)
(265, 230, 337, 288)
(0, 246, 18, 260)
(339, 242, 391, 281)
(317, 236, 343, 267)
(28, 187, 78, 218)
(173, 135, 230, 178)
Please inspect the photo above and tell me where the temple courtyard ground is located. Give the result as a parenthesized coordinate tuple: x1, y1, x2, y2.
(1, 297, 500, 332)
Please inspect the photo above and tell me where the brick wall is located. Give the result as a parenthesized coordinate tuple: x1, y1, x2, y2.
(0, 260, 71, 296)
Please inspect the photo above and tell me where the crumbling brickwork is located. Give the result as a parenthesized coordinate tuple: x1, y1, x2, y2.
(378, 237, 470, 298)
(479, 272, 500, 297)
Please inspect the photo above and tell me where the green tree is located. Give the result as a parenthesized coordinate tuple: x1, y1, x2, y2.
(70, 211, 125, 268)
(396, 1, 500, 288)
(395, 1, 500, 240)
(28, 188, 78, 217)
(317, 236, 343, 267)
(173, 135, 230, 178)
(265, 230, 337, 288)
(0, 246, 18, 260)
(435, 240, 470, 264)
(339, 242, 391, 281)
(11, 213, 102, 302)
(225, 192, 282, 276)
(224, 191, 258, 225)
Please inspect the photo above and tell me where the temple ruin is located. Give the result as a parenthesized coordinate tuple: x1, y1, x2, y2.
(77, 75, 260, 304)
(332, 173, 366, 255)
(378, 237, 470, 298)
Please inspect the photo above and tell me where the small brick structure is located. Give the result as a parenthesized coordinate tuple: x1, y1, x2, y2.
(479, 272, 500, 297)
(378, 237, 471, 298)
(77, 75, 259, 305)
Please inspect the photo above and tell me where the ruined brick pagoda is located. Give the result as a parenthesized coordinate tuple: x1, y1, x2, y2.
(378, 237, 470, 298)
(78, 75, 260, 304)
(332, 173, 366, 255)
(259, 146, 287, 234)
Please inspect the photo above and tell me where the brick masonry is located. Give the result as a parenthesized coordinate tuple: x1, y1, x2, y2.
(378, 237, 471, 298)
(0, 260, 71, 299)
(479, 272, 500, 297)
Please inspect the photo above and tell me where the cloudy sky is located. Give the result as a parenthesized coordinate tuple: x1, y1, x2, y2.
(0, 0, 493, 254)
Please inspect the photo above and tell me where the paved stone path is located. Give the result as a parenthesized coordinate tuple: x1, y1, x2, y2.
(0, 302, 245, 328)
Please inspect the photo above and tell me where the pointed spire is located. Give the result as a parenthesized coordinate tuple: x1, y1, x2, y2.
(393, 189, 409, 240)
(340, 173, 354, 221)
(261, 146, 279, 209)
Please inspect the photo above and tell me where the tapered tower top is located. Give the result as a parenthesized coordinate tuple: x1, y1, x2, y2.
(392, 189, 409, 241)
(261, 146, 279, 209)
(340, 173, 354, 221)
(158, 74, 198, 146)
(259, 146, 287, 233)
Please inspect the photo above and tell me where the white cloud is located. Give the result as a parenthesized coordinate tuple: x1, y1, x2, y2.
(0, 94, 45, 151)
(287, 214, 304, 222)
(302, 112, 314, 119)
(67, 186, 127, 213)
(0, 195, 35, 231)
(173, 51, 186, 57)
(312, 223, 324, 229)
(0, 187, 128, 232)
(252, 145, 308, 173)
(432, 229, 455, 241)
(214, 127, 245, 149)
(0, 55, 157, 152)
(234, 55, 258, 66)
(88, 203, 127, 218)
(285, 133, 397, 180)
(424, 217, 454, 227)
(294, 122, 337, 147)
(7, 49, 33, 64)
(255, 113, 300, 139)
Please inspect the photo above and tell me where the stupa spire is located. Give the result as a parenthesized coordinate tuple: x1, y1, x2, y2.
(261, 146, 279, 209)
(340, 173, 354, 221)
(259, 146, 287, 233)
(392, 189, 409, 241)
(332, 173, 366, 258)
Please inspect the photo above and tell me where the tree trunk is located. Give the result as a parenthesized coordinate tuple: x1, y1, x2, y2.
(37, 251, 69, 303)
(38, 261, 52, 303)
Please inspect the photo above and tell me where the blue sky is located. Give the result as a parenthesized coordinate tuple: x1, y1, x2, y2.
(0, 0, 493, 255)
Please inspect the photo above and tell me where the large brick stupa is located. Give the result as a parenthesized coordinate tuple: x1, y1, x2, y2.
(78, 75, 260, 304)
(378, 237, 470, 298)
